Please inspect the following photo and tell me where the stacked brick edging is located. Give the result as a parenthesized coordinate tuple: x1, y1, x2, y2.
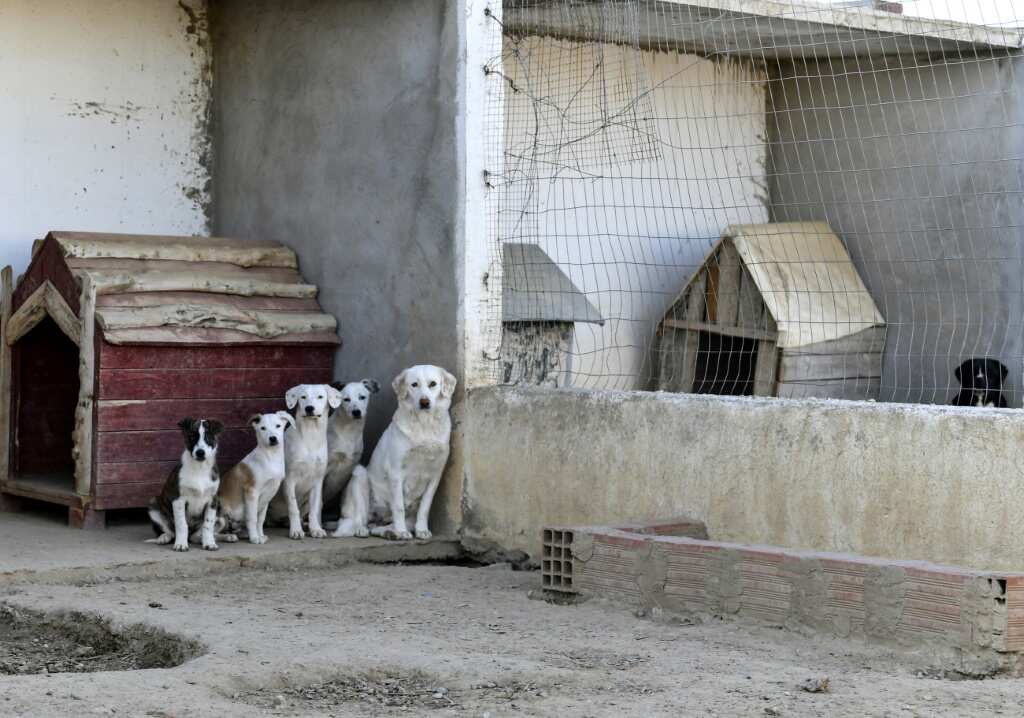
(543, 523, 1024, 676)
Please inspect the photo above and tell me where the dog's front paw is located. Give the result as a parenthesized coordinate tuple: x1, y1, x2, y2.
(250, 534, 268, 545)
(386, 528, 413, 541)
(202, 542, 219, 551)
(415, 528, 432, 540)
(289, 529, 305, 540)
(309, 527, 327, 539)
(355, 526, 370, 538)
(221, 534, 239, 543)
(173, 542, 189, 552)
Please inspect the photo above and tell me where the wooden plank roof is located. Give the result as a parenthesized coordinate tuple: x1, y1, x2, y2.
(38, 231, 339, 346)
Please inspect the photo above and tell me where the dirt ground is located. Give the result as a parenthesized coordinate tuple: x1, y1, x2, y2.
(1, 560, 1023, 717)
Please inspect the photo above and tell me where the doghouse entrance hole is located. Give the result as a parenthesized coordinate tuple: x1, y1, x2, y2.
(692, 332, 758, 396)
(12, 316, 79, 489)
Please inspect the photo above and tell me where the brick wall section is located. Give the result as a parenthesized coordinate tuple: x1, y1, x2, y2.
(544, 523, 1024, 676)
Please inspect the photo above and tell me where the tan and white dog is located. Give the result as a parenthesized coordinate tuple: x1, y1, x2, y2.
(333, 365, 455, 540)
(322, 379, 379, 512)
(218, 411, 294, 544)
(268, 384, 342, 539)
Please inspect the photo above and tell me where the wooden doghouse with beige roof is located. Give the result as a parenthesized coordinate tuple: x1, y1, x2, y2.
(652, 222, 886, 400)
(0, 231, 339, 527)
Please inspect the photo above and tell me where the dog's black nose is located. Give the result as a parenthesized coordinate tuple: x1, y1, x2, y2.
(305, 405, 315, 415)
(269, 436, 278, 446)
(351, 409, 362, 418)
(194, 449, 206, 461)
(419, 397, 431, 409)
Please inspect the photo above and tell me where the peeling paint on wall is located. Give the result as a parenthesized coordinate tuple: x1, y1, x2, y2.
(0, 1, 212, 274)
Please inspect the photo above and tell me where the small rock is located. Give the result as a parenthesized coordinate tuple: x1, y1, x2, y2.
(147, 602, 163, 609)
(271, 694, 286, 708)
(432, 688, 448, 699)
(799, 677, 829, 694)
(764, 707, 782, 717)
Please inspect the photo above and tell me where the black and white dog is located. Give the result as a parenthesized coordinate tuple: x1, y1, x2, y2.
(951, 358, 1009, 408)
(146, 418, 229, 551)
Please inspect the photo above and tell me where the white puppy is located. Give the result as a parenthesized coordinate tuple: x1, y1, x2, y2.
(218, 411, 294, 544)
(268, 384, 341, 539)
(333, 365, 455, 540)
(322, 379, 379, 512)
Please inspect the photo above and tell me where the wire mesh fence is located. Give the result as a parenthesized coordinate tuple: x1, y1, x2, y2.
(480, 0, 1024, 407)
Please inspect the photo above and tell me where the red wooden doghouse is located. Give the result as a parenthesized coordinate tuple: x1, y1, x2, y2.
(0, 231, 339, 528)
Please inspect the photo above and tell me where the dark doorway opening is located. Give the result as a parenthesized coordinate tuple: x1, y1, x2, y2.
(692, 331, 758, 396)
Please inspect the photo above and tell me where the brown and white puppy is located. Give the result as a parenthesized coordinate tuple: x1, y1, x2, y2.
(333, 365, 455, 540)
(218, 411, 294, 544)
(146, 418, 227, 552)
(322, 379, 379, 512)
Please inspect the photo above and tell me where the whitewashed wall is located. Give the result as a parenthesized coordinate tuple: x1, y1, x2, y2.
(0, 0, 211, 275)
(501, 40, 768, 388)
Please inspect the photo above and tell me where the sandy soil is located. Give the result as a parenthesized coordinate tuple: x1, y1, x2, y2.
(0, 561, 1023, 717)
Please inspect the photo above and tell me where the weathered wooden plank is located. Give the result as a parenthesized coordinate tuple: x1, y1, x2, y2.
(736, 264, 765, 330)
(98, 341, 334, 369)
(776, 377, 881, 401)
(98, 366, 331, 400)
(0, 266, 11, 483)
(778, 351, 883, 383)
(705, 262, 719, 323)
(95, 305, 336, 340)
(74, 273, 97, 497)
(686, 271, 707, 322)
(753, 339, 778, 396)
(95, 461, 176, 486)
(714, 241, 743, 327)
(52, 231, 298, 269)
(80, 269, 317, 299)
(6, 280, 82, 346)
(98, 397, 285, 432)
(67, 257, 302, 283)
(656, 328, 699, 393)
(661, 319, 777, 343)
(93, 476, 168, 509)
(12, 236, 81, 316)
(780, 326, 887, 356)
(101, 327, 340, 346)
(1, 479, 83, 508)
(97, 291, 320, 312)
(96, 428, 253, 465)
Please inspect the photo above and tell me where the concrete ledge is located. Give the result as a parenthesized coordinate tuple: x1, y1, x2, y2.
(464, 386, 1024, 571)
(547, 523, 1024, 676)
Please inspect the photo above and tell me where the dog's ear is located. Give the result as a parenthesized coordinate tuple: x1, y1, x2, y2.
(285, 386, 302, 410)
(327, 385, 343, 409)
(954, 362, 964, 383)
(362, 379, 381, 394)
(1000, 362, 1009, 381)
(248, 414, 262, 428)
(278, 411, 296, 431)
(392, 369, 409, 400)
(205, 419, 225, 438)
(330, 380, 344, 391)
(441, 369, 457, 399)
(177, 417, 195, 434)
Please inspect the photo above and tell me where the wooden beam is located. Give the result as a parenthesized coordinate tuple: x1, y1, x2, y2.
(80, 269, 318, 299)
(72, 273, 96, 497)
(6, 280, 81, 347)
(51, 231, 298, 269)
(0, 267, 11, 482)
(95, 305, 337, 340)
(661, 318, 778, 343)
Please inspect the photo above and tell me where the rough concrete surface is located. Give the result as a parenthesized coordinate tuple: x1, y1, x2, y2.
(463, 386, 1024, 570)
(3, 563, 1024, 716)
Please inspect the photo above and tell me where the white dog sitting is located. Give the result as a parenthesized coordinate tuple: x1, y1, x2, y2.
(217, 411, 294, 544)
(322, 379, 379, 513)
(268, 384, 341, 539)
(333, 365, 455, 540)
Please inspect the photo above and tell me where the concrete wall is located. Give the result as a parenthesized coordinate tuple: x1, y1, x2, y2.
(210, 0, 461, 459)
(769, 53, 1024, 406)
(499, 41, 769, 390)
(0, 0, 212, 275)
(463, 386, 1024, 572)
